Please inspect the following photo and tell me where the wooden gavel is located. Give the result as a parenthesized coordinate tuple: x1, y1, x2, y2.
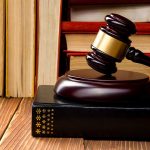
(86, 13, 150, 75)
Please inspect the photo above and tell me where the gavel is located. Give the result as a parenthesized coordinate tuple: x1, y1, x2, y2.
(86, 13, 150, 75)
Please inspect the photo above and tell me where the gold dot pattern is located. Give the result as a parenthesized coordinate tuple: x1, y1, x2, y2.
(35, 108, 54, 136)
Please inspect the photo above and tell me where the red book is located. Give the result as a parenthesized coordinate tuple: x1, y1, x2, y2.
(62, 22, 150, 34)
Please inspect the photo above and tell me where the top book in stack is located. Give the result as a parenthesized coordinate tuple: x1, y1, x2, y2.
(68, 0, 150, 22)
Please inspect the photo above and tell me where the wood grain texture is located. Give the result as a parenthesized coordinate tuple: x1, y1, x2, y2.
(0, 98, 84, 150)
(1, 98, 150, 149)
(0, 98, 21, 139)
(84, 140, 150, 150)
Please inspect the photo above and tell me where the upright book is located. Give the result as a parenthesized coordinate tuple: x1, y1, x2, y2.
(36, 0, 62, 86)
(0, 0, 5, 96)
(32, 85, 150, 140)
(6, 0, 36, 97)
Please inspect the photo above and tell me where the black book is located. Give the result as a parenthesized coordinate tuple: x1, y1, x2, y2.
(32, 85, 150, 140)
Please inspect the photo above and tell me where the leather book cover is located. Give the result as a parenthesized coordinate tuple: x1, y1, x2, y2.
(32, 85, 150, 140)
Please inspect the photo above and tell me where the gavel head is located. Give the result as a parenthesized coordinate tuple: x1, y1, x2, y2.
(86, 13, 136, 75)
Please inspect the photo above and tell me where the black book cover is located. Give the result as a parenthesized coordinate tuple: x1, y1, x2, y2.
(32, 85, 150, 140)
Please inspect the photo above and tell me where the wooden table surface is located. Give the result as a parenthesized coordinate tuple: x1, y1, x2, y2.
(0, 98, 150, 150)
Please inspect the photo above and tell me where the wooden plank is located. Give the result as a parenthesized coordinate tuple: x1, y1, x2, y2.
(0, 98, 21, 139)
(0, 98, 84, 150)
(85, 140, 150, 150)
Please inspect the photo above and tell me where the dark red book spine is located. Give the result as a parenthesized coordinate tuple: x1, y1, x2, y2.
(61, 22, 150, 34)
(64, 50, 150, 57)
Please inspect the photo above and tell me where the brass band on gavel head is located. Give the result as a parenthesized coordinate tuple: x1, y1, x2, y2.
(92, 30, 129, 61)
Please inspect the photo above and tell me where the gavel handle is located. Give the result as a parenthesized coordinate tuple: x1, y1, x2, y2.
(126, 47, 150, 67)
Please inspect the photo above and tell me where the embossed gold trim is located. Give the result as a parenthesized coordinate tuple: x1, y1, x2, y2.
(92, 30, 129, 60)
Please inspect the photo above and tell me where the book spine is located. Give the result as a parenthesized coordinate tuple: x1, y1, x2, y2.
(64, 50, 150, 56)
(34, 0, 39, 95)
(32, 104, 150, 139)
(62, 22, 150, 34)
(69, 0, 150, 5)
(64, 50, 89, 56)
